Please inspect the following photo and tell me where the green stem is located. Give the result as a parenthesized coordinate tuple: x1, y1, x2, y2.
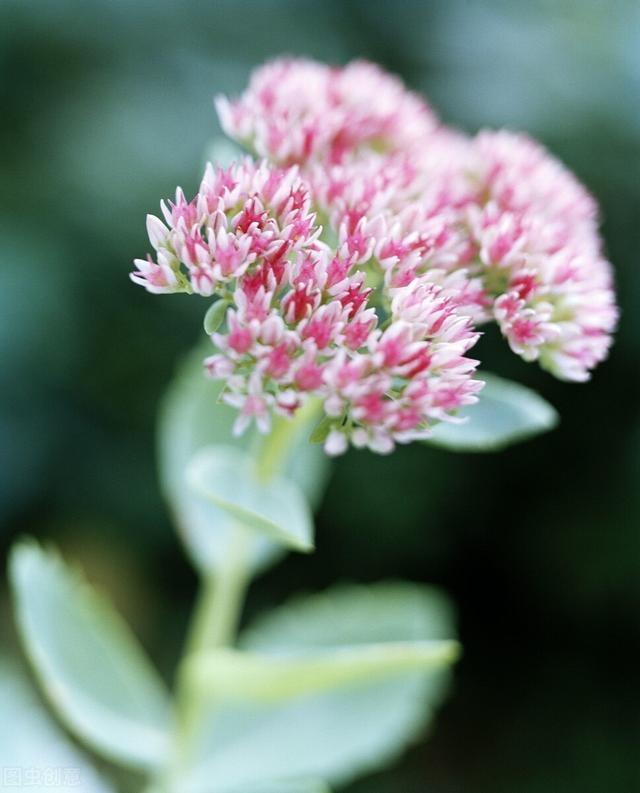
(170, 523, 251, 787)
(168, 398, 323, 789)
(185, 529, 252, 655)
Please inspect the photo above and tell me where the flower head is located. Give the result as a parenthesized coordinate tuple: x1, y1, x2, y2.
(131, 159, 320, 297)
(216, 58, 438, 166)
(133, 59, 617, 453)
(134, 154, 483, 454)
(462, 131, 617, 380)
(308, 127, 618, 382)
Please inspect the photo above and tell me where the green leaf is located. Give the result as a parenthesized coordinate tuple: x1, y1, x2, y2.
(9, 540, 172, 771)
(187, 641, 458, 701)
(0, 658, 114, 793)
(203, 299, 230, 334)
(185, 446, 314, 553)
(158, 345, 329, 572)
(308, 415, 333, 445)
(427, 372, 558, 452)
(183, 582, 457, 790)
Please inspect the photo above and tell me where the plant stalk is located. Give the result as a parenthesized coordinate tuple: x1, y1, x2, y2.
(169, 523, 251, 789)
(184, 525, 251, 655)
(168, 398, 323, 789)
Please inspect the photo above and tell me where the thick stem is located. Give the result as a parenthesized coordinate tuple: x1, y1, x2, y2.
(184, 525, 251, 655)
(168, 397, 323, 788)
(171, 523, 251, 784)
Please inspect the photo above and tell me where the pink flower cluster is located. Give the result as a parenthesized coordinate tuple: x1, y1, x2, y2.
(305, 126, 617, 382)
(466, 131, 616, 381)
(132, 157, 481, 453)
(216, 58, 437, 166)
(133, 57, 617, 453)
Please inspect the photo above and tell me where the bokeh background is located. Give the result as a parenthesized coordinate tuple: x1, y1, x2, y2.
(1, 1, 639, 790)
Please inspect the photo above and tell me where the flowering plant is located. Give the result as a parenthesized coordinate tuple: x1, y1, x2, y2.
(7, 59, 616, 793)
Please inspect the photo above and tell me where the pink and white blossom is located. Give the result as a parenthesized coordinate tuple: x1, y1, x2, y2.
(463, 131, 617, 380)
(216, 58, 438, 166)
(133, 58, 618, 453)
(130, 160, 320, 297)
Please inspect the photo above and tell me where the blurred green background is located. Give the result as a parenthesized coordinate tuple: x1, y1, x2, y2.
(1, 0, 639, 790)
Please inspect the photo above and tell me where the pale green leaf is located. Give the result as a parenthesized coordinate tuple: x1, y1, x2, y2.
(9, 540, 172, 771)
(0, 659, 114, 793)
(427, 372, 558, 452)
(185, 446, 314, 553)
(184, 582, 457, 790)
(308, 415, 332, 445)
(158, 345, 329, 572)
(187, 641, 458, 702)
(203, 299, 229, 334)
